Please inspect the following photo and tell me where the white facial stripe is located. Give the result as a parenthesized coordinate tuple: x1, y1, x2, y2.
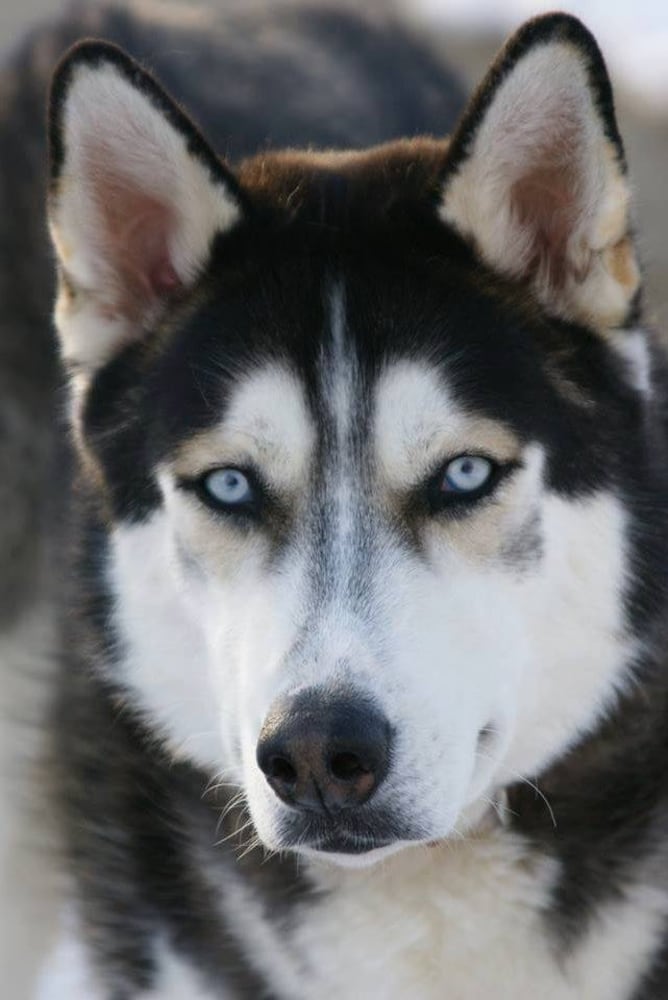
(319, 283, 359, 601)
(260, 283, 376, 706)
(326, 284, 354, 460)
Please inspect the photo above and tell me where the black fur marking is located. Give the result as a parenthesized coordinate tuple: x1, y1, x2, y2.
(83, 343, 163, 522)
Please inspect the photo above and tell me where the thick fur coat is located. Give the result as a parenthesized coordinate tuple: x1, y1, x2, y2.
(2, 3, 668, 997)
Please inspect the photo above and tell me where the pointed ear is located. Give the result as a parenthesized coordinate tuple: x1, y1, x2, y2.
(440, 14, 640, 331)
(48, 42, 243, 371)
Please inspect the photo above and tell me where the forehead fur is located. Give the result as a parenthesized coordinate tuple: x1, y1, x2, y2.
(237, 139, 450, 229)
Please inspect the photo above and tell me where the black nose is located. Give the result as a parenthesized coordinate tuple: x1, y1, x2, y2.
(256, 688, 392, 815)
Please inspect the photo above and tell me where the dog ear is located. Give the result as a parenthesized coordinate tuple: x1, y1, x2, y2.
(440, 14, 640, 331)
(48, 42, 243, 371)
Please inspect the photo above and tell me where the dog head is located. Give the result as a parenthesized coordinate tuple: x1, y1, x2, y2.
(48, 15, 658, 865)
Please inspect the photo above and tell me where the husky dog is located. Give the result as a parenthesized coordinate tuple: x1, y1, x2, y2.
(5, 1, 668, 996)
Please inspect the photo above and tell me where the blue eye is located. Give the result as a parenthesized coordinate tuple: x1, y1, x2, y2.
(442, 455, 494, 494)
(203, 468, 254, 507)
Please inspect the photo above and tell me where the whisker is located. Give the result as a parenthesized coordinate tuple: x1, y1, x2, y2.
(215, 816, 257, 848)
(475, 748, 557, 829)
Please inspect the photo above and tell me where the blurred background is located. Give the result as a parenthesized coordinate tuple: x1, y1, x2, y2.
(0, 0, 666, 326)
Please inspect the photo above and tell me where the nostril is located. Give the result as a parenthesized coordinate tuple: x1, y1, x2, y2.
(266, 755, 297, 787)
(329, 751, 370, 783)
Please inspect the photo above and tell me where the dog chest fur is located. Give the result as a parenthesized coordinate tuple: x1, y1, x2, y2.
(289, 837, 667, 1000)
(42, 831, 668, 1000)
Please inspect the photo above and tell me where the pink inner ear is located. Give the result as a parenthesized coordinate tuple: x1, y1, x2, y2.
(93, 160, 183, 320)
(511, 163, 579, 289)
(508, 110, 585, 290)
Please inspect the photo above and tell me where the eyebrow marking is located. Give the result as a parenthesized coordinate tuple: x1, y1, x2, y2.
(373, 361, 522, 488)
(165, 366, 315, 490)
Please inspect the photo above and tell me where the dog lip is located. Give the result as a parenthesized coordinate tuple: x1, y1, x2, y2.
(278, 805, 423, 854)
(308, 834, 394, 855)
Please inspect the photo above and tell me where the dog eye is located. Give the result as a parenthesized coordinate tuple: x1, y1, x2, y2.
(202, 468, 254, 507)
(441, 456, 494, 494)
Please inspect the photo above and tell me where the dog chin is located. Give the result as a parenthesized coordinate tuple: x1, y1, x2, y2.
(297, 839, 411, 869)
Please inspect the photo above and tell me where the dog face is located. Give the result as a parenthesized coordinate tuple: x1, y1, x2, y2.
(48, 16, 655, 864)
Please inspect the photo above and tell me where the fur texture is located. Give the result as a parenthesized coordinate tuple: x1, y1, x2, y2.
(3, 2, 668, 997)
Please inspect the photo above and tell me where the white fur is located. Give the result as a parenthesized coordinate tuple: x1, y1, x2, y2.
(374, 359, 520, 485)
(610, 327, 653, 395)
(373, 361, 634, 792)
(109, 514, 222, 770)
(37, 910, 103, 1000)
(289, 839, 668, 1000)
(194, 366, 316, 490)
(109, 366, 316, 772)
(145, 944, 223, 999)
(320, 284, 358, 601)
(505, 490, 636, 779)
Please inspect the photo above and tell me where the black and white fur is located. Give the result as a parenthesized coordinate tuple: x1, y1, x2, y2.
(3, 2, 668, 997)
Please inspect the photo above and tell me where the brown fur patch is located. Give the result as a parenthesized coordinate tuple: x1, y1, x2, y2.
(237, 138, 450, 224)
(604, 236, 640, 298)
